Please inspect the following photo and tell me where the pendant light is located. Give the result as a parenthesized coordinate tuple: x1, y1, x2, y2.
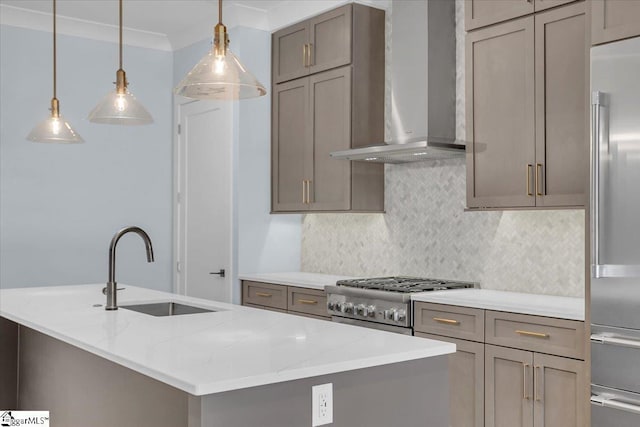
(174, 0, 267, 100)
(88, 0, 153, 125)
(27, 0, 84, 144)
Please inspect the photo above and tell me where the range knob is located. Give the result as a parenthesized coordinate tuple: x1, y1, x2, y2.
(333, 302, 343, 312)
(327, 301, 336, 311)
(342, 302, 354, 314)
(395, 309, 407, 322)
(355, 304, 366, 316)
(384, 308, 397, 321)
(367, 305, 376, 318)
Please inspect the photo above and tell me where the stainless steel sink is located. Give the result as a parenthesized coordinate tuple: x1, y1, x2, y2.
(121, 302, 216, 317)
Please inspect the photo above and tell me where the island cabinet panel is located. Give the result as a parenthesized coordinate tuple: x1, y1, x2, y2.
(414, 302, 485, 342)
(0, 317, 18, 409)
(466, 2, 589, 209)
(592, 0, 640, 45)
(288, 286, 329, 318)
(241, 281, 288, 310)
(272, 3, 385, 214)
(485, 344, 535, 427)
(417, 333, 485, 427)
(466, 17, 536, 209)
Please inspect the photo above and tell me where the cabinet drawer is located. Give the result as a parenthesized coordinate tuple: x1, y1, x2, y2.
(414, 302, 485, 342)
(242, 281, 287, 310)
(287, 287, 328, 318)
(485, 311, 584, 359)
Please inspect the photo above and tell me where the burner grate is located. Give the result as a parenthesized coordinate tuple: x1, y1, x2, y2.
(336, 276, 475, 293)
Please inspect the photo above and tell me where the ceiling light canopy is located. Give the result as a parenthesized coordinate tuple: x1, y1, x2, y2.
(174, 0, 267, 101)
(27, 0, 83, 144)
(88, 0, 153, 125)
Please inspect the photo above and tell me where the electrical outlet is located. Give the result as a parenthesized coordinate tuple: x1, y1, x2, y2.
(312, 383, 333, 426)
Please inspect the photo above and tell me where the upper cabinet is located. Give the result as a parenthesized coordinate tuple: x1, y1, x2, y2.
(272, 5, 352, 84)
(271, 4, 385, 213)
(466, 1, 589, 209)
(465, 0, 577, 30)
(591, 0, 640, 45)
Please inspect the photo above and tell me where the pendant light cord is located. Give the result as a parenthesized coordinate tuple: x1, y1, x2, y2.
(218, 0, 222, 24)
(52, 0, 57, 99)
(119, 0, 123, 69)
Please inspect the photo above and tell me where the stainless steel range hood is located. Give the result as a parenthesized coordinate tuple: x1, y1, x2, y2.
(330, 0, 462, 164)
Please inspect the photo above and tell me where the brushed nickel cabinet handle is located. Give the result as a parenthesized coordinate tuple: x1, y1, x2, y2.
(526, 164, 533, 196)
(256, 292, 272, 298)
(523, 363, 530, 400)
(516, 330, 550, 339)
(534, 365, 541, 402)
(298, 299, 318, 305)
(536, 163, 544, 196)
(306, 179, 312, 204)
(433, 317, 460, 325)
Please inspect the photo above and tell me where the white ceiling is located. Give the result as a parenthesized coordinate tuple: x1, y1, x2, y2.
(0, 0, 390, 51)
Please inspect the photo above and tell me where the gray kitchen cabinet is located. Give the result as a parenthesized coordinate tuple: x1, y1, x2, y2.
(466, 2, 588, 209)
(466, 16, 536, 208)
(591, 0, 640, 45)
(241, 280, 331, 320)
(272, 78, 311, 212)
(272, 4, 385, 214)
(486, 344, 535, 427)
(465, 0, 577, 30)
(417, 332, 484, 427)
(485, 344, 586, 427)
(272, 4, 352, 84)
(534, 2, 589, 207)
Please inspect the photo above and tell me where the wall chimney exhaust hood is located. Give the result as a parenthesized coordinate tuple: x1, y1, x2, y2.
(330, 0, 462, 164)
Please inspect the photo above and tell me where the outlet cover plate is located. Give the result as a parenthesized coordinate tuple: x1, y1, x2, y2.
(312, 383, 333, 426)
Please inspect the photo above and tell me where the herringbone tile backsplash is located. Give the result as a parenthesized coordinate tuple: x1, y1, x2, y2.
(300, 0, 585, 298)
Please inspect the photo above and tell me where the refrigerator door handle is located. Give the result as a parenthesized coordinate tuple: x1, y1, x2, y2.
(591, 394, 640, 415)
(591, 334, 640, 350)
(591, 91, 607, 277)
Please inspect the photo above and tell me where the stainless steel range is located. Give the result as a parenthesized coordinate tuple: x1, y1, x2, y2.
(326, 277, 476, 335)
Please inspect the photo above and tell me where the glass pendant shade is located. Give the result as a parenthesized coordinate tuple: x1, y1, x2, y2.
(27, 111, 84, 144)
(88, 86, 153, 125)
(175, 48, 266, 100)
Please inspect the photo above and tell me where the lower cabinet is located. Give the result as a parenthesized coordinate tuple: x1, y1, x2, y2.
(414, 302, 586, 427)
(416, 332, 484, 427)
(485, 344, 585, 427)
(241, 280, 331, 320)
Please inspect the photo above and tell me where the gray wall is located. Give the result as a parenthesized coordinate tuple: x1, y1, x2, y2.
(0, 25, 174, 291)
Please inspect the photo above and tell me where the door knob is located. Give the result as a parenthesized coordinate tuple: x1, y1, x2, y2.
(209, 269, 225, 278)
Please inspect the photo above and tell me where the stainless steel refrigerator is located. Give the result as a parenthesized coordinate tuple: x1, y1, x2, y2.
(591, 35, 640, 425)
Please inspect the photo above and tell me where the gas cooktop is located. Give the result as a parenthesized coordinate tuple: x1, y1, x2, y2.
(335, 276, 475, 293)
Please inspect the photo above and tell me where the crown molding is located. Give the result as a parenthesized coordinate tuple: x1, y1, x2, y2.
(0, 4, 172, 51)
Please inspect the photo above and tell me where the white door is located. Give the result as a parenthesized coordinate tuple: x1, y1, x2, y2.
(175, 99, 233, 302)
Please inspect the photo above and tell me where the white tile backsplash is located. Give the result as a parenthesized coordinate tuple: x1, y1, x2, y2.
(300, 0, 585, 298)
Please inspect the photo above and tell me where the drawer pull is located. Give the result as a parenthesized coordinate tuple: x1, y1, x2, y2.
(433, 317, 460, 325)
(516, 330, 549, 339)
(298, 299, 318, 305)
(256, 292, 272, 298)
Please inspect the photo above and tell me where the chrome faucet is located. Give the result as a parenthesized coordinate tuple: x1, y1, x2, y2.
(105, 226, 154, 311)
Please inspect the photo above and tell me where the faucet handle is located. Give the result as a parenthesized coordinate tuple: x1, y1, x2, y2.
(102, 286, 125, 295)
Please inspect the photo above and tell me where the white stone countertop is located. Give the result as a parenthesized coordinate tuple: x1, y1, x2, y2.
(0, 284, 454, 396)
(411, 289, 584, 321)
(238, 272, 357, 290)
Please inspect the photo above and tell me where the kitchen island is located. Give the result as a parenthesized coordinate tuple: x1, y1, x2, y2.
(0, 284, 454, 427)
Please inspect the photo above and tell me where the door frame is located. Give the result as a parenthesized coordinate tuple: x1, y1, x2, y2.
(172, 95, 235, 301)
